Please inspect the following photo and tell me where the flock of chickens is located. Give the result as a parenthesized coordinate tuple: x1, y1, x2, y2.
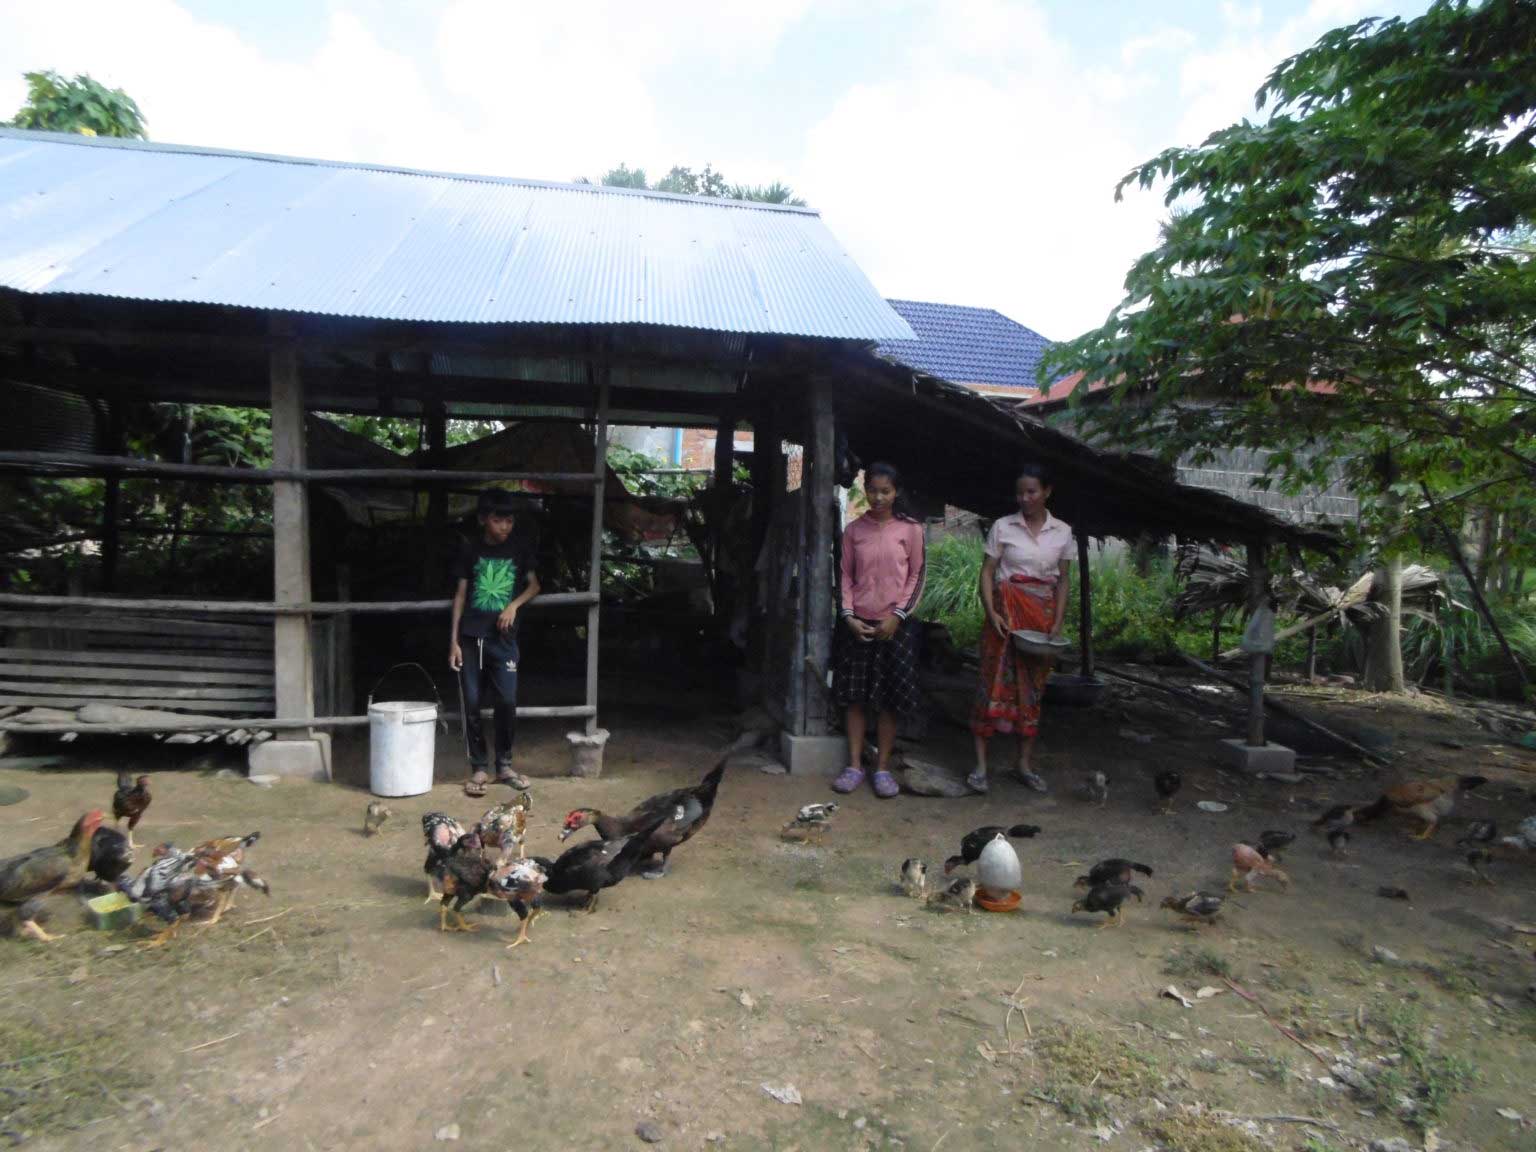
(890, 768, 1536, 931)
(0, 773, 268, 944)
(3, 753, 1532, 951)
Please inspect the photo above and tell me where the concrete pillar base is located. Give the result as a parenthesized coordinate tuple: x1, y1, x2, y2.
(779, 733, 847, 776)
(1218, 738, 1295, 776)
(248, 733, 331, 781)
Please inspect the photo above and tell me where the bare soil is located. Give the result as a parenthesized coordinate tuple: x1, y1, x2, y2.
(2, 683, 1534, 1152)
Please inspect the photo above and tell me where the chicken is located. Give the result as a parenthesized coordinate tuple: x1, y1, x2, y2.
(1161, 891, 1224, 929)
(0, 810, 104, 942)
(1079, 772, 1109, 807)
(0, 898, 52, 942)
(1353, 774, 1489, 840)
(900, 858, 929, 899)
(1229, 843, 1290, 892)
(1456, 820, 1497, 847)
(488, 857, 548, 950)
(1071, 881, 1142, 927)
(475, 794, 532, 859)
(112, 773, 151, 849)
(539, 808, 677, 913)
(123, 844, 269, 947)
(1256, 829, 1296, 861)
(87, 826, 135, 889)
(188, 832, 261, 924)
(363, 801, 393, 837)
(1312, 803, 1358, 856)
(1074, 858, 1153, 889)
(422, 812, 468, 904)
(559, 759, 726, 878)
(943, 824, 1041, 874)
(1154, 770, 1182, 814)
(796, 803, 839, 824)
(927, 876, 976, 913)
(435, 832, 495, 933)
(1500, 815, 1536, 852)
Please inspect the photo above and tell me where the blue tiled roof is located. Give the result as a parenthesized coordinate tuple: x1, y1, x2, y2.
(877, 298, 1051, 390)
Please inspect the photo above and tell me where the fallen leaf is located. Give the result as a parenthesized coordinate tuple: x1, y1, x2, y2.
(1195, 986, 1222, 1000)
(737, 990, 756, 1010)
(1423, 1128, 1442, 1152)
(1496, 1108, 1523, 1121)
(761, 1083, 802, 1106)
(976, 1042, 997, 1064)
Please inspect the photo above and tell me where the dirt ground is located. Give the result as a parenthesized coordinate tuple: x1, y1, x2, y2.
(2, 680, 1535, 1152)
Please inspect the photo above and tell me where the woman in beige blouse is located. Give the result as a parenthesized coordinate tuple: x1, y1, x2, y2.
(969, 463, 1074, 794)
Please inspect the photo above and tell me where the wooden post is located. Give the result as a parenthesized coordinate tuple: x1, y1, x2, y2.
(100, 401, 123, 592)
(710, 406, 736, 625)
(585, 373, 610, 735)
(334, 564, 354, 714)
(1305, 624, 1319, 684)
(1076, 533, 1093, 679)
(423, 401, 448, 595)
(802, 379, 836, 735)
(1245, 538, 1267, 748)
(270, 318, 314, 726)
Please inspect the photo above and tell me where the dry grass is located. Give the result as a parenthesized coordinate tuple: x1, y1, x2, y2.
(1140, 1113, 1267, 1152)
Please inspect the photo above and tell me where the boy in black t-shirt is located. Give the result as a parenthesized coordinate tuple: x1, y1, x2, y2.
(450, 488, 541, 796)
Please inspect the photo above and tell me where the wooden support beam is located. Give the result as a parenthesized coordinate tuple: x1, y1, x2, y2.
(1245, 538, 1267, 747)
(803, 379, 837, 734)
(585, 371, 610, 736)
(0, 591, 595, 615)
(270, 321, 315, 726)
(0, 450, 599, 486)
(1077, 533, 1094, 679)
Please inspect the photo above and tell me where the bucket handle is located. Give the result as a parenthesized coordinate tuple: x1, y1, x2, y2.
(368, 662, 447, 734)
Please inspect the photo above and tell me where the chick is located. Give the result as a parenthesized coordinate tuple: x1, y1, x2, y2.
(1079, 771, 1109, 807)
(363, 801, 393, 837)
(1154, 769, 1182, 814)
(1312, 804, 1356, 857)
(1071, 881, 1142, 927)
(1456, 820, 1497, 847)
(1229, 842, 1290, 892)
(927, 876, 976, 913)
(900, 858, 929, 900)
(796, 803, 839, 824)
(1465, 848, 1496, 886)
(1160, 891, 1224, 930)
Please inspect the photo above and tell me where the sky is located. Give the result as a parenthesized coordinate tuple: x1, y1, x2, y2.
(0, 0, 1431, 342)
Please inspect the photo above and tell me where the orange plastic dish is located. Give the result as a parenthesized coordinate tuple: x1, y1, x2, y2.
(975, 888, 1021, 913)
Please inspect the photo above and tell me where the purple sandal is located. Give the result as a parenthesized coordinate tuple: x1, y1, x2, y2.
(831, 766, 865, 794)
(872, 769, 900, 799)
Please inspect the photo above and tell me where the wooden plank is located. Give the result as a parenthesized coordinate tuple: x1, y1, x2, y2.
(0, 704, 596, 733)
(0, 694, 273, 714)
(0, 450, 599, 486)
(0, 648, 273, 671)
(0, 663, 273, 686)
(0, 593, 596, 616)
(1245, 539, 1267, 747)
(0, 680, 274, 701)
(0, 612, 272, 641)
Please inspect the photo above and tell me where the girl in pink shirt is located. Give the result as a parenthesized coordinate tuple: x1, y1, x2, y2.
(831, 463, 926, 799)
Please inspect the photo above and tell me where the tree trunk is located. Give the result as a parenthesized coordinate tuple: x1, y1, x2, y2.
(1473, 507, 1495, 593)
(1362, 553, 1405, 693)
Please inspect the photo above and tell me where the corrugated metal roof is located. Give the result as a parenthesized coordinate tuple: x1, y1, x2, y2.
(877, 298, 1051, 389)
(0, 129, 913, 340)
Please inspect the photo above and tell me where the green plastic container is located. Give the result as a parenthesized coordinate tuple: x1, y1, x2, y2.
(87, 891, 140, 931)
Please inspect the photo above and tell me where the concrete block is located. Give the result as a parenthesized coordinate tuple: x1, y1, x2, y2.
(1218, 738, 1296, 776)
(248, 734, 330, 781)
(778, 733, 847, 776)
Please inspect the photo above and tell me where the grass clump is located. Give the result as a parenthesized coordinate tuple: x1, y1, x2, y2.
(1364, 1003, 1476, 1131)
(1163, 945, 1233, 981)
(0, 1015, 145, 1139)
(1140, 1113, 1266, 1152)
(1032, 1024, 1157, 1124)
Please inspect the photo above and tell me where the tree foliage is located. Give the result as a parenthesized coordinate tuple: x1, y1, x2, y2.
(8, 70, 147, 138)
(598, 161, 807, 207)
(1044, 0, 1536, 546)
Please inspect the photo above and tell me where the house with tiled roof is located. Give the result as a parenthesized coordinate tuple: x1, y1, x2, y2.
(876, 299, 1053, 396)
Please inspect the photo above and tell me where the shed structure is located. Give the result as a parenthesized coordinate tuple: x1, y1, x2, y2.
(0, 129, 1331, 771)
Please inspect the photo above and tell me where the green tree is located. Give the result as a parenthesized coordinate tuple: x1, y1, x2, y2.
(1045, 0, 1536, 692)
(600, 163, 648, 189)
(8, 70, 146, 138)
(594, 161, 807, 206)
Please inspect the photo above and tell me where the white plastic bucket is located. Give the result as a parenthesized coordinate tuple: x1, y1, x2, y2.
(369, 699, 438, 796)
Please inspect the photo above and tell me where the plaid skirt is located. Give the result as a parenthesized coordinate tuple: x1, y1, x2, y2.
(832, 619, 923, 715)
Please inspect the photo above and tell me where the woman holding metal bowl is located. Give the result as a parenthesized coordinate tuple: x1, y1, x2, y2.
(969, 463, 1074, 794)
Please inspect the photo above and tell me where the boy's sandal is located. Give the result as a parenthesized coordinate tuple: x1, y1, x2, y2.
(464, 772, 490, 799)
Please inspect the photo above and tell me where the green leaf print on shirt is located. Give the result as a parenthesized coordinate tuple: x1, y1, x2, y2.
(472, 557, 517, 612)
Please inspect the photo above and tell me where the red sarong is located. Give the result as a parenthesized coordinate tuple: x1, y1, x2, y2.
(972, 577, 1057, 738)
